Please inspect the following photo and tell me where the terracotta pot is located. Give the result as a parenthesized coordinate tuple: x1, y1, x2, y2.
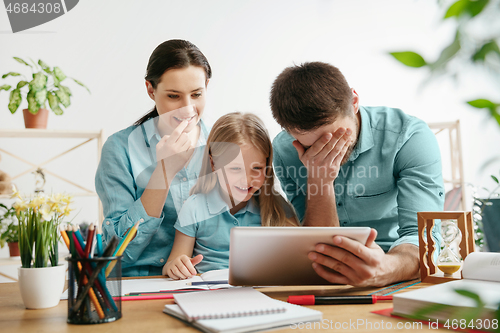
(7, 242, 19, 257)
(23, 108, 49, 129)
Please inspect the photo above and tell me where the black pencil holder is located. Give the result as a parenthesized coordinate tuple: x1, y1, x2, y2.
(66, 256, 122, 324)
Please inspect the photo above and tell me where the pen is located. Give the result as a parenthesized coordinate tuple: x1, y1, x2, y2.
(186, 280, 229, 286)
(287, 295, 393, 305)
(121, 294, 175, 301)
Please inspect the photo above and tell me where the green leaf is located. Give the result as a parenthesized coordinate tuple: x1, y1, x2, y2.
(472, 41, 500, 62)
(429, 32, 461, 70)
(8, 89, 22, 114)
(16, 81, 28, 89)
(454, 289, 485, 307)
(53, 67, 66, 82)
(34, 89, 47, 108)
(390, 51, 427, 68)
(488, 107, 500, 127)
(0, 84, 11, 91)
(72, 78, 90, 93)
(467, 99, 496, 109)
(47, 92, 63, 115)
(59, 84, 72, 97)
(55, 89, 70, 108)
(1, 72, 21, 79)
(466, 0, 489, 17)
(30, 72, 47, 91)
(27, 90, 39, 114)
(444, 0, 468, 18)
(492, 175, 499, 184)
(13, 57, 32, 67)
(38, 59, 50, 70)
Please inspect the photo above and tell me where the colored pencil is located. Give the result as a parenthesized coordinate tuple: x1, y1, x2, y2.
(70, 236, 119, 316)
(105, 220, 140, 277)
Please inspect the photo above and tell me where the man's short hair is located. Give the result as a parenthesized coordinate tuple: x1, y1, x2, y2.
(270, 62, 352, 132)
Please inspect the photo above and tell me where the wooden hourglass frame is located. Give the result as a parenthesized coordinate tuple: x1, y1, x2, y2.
(417, 211, 475, 284)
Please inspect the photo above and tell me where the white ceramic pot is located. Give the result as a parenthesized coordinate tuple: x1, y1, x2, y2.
(18, 264, 66, 309)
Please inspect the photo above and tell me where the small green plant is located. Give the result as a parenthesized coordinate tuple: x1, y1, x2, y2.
(0, 203, 18, 248)
(0, 57, 90, 115)
(11, 187, 73, 268)
(472, 172, 500, 249)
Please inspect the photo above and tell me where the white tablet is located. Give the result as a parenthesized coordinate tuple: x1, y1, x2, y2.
(228, 226, 371, 286)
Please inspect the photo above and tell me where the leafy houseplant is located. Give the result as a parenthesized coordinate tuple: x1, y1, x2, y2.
(0, 203, 18, 256)
(472, 172, 500, 251)
(0, 57, 89, 128)
(11, 187, 73, 309)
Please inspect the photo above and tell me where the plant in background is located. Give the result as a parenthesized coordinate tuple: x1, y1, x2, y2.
(0, 57, 90, 116)
(389, 0, 500, 129)
(472, 171, 500, 249)
(11, 187, 73, 268)
(0, 203, 18, 248)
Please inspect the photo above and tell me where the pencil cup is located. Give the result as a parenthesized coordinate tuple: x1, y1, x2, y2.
(66, 256, 122, 324)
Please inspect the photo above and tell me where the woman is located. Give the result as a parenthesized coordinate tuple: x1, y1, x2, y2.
(95, 39, 212, 276)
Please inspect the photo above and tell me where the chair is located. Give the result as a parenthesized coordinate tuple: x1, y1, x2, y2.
(427, 120, 466, 211)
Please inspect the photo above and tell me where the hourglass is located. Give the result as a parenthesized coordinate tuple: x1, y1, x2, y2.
(436, 220, 462, 276)
(418, 211, 474, 284)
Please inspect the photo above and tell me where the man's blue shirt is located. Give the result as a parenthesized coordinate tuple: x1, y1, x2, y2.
(272, 106, 444, 251)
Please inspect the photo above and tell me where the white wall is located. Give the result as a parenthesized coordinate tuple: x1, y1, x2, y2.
(1, 0, 499, 256)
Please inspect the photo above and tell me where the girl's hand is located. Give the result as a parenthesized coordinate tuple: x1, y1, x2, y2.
(156, 120, 192, 178)
(164, 254, 203, 280)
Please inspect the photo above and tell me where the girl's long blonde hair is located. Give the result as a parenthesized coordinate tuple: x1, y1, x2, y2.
(190, 112, 298, 227)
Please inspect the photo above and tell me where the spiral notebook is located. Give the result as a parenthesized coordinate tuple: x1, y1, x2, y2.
(173, 287, 287, 322)
(164, 301, 322, 333)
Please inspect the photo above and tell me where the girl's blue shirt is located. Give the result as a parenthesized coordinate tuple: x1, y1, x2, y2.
(95, 117, 208, 276)
(175, 188, 261, 274)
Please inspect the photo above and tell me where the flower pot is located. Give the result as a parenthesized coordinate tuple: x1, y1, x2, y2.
(7, 242, 19, 257)
(482, 198, 500, 252)
(18, 264, 66, 309)
(23, 108, 49, 129)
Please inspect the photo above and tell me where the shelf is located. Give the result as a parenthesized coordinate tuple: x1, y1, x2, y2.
(0, 128, 104, 222)
(0, 128, 102, 139)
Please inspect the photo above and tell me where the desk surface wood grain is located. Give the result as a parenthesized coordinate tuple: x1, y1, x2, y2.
(0, 281, 445, 332)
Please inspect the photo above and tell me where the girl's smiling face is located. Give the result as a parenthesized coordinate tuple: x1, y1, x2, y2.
(213, 143, 267, 205)
(146, 65, 208, 135)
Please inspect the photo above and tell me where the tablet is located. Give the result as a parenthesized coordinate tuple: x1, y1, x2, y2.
(228, 226, 371, 286)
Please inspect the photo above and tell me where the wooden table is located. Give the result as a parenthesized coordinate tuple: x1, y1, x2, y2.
(0, 280, 446, 332)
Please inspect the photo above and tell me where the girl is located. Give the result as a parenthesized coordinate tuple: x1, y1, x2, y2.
(163, 112, 299, 279)
(96, 40, 212, 276)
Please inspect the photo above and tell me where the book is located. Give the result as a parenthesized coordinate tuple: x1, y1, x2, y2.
(164, 292, 322, 333)
(173, 287, 287, 322)
(121, 269, 231, 296)
(61, 268, 231, 300)
(393, 252, 500, 322)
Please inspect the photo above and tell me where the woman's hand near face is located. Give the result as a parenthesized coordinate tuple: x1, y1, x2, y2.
(156, 119, 193, 181)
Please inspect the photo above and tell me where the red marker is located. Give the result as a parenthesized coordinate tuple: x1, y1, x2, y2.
(287, 295, 393, 305)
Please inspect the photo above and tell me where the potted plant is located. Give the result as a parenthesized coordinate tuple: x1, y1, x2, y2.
(0, 203, 19, 257)
(11, 187, 73, 309)
(0, 57, 90, 129)
(473, 172, 500, 252)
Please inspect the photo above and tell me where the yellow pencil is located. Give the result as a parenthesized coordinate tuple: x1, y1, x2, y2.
(105, 220, 141, 277)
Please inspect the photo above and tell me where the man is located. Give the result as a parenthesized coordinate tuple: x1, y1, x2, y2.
(271, 62, 444, 287)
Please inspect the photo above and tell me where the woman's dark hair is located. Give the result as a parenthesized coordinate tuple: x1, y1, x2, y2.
(134, 39, 212, 126)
